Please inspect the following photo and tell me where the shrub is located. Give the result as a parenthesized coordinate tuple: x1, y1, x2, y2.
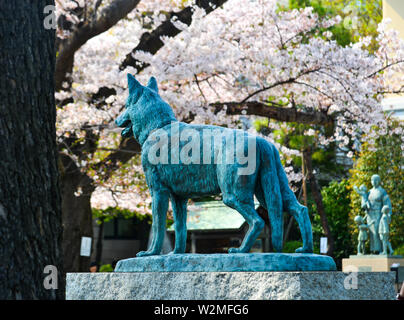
(283, 240, 320, 254)
(394, 244, 404, 257)
(99, 264, 114, 272)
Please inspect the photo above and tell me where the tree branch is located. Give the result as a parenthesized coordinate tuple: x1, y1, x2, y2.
(91, 136, 141, 180)
(211, 101, 333, 126)
(119, 0, 229, 72)
(55, 0, 141, 91)
(240, 67, 322, 103)
(366, 60, 404, 79)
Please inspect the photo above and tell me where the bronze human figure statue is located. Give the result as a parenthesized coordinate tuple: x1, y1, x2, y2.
(354, 174, 392, 254)
(379, 205, 394, 255)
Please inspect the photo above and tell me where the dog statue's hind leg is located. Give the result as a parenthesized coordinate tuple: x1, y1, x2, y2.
(285, 199, 313, 253)
(270, 144, 313, 253)
(222, 195, 265, 253)
(217, 156, 264, 254)
(257, 139, 313, 254)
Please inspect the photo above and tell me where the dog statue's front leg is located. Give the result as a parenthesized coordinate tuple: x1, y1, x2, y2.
(168, 196, 188, 254)
(136, 191, 169, 257)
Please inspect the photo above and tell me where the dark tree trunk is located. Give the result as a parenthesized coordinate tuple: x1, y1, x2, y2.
(301, 151, 308, 207)
(55, 0, 141, 90)
(0, 1, 64, 299)
(284, 216, 294, 243)
(60, 154, 94, 272)
(95, 218, 104, 266)
(303, 148, 335, 257)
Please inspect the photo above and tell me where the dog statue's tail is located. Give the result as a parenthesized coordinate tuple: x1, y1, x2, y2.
(257, 138, 313, 253)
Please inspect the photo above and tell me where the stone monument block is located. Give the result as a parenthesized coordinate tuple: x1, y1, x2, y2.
(66, 271, 396, 300)
(342, 255, 404, 272)
(66, 254, 396, 300)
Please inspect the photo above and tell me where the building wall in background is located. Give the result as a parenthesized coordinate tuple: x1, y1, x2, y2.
(383, 0, 404, 35)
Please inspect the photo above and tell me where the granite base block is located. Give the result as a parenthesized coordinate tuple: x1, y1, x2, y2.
(66, 271, 396, 300)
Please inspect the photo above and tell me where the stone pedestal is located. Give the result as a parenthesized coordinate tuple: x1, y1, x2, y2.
(342, 255, 404, 272)
(66, 271, 396, 300)
(66, 254, 395, 300)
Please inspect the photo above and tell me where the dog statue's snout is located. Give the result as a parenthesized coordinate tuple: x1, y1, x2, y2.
(115, 109, 131, 128)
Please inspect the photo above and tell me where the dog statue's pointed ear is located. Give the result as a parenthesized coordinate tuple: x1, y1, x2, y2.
(127, 74, 142, 96)
(147, 76, 158, 93)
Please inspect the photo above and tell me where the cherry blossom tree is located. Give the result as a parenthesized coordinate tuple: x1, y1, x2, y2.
(55, 0, 229, 271)
(55, 0, 404, 265)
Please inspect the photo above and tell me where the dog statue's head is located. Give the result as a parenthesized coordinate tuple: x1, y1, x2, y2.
(115, 74, 177, 144)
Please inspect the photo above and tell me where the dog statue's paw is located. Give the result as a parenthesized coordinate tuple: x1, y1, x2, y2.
(166, 250, 184, 255)
(228, 247, 244, 254)
(136, 250, 158, 257)
(168, 248, 186, 255)
(295, 246, 313, 254)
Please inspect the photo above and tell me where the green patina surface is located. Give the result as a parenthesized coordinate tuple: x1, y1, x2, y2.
(114, 253, 337, 272)
(115, 75, 314, 256)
